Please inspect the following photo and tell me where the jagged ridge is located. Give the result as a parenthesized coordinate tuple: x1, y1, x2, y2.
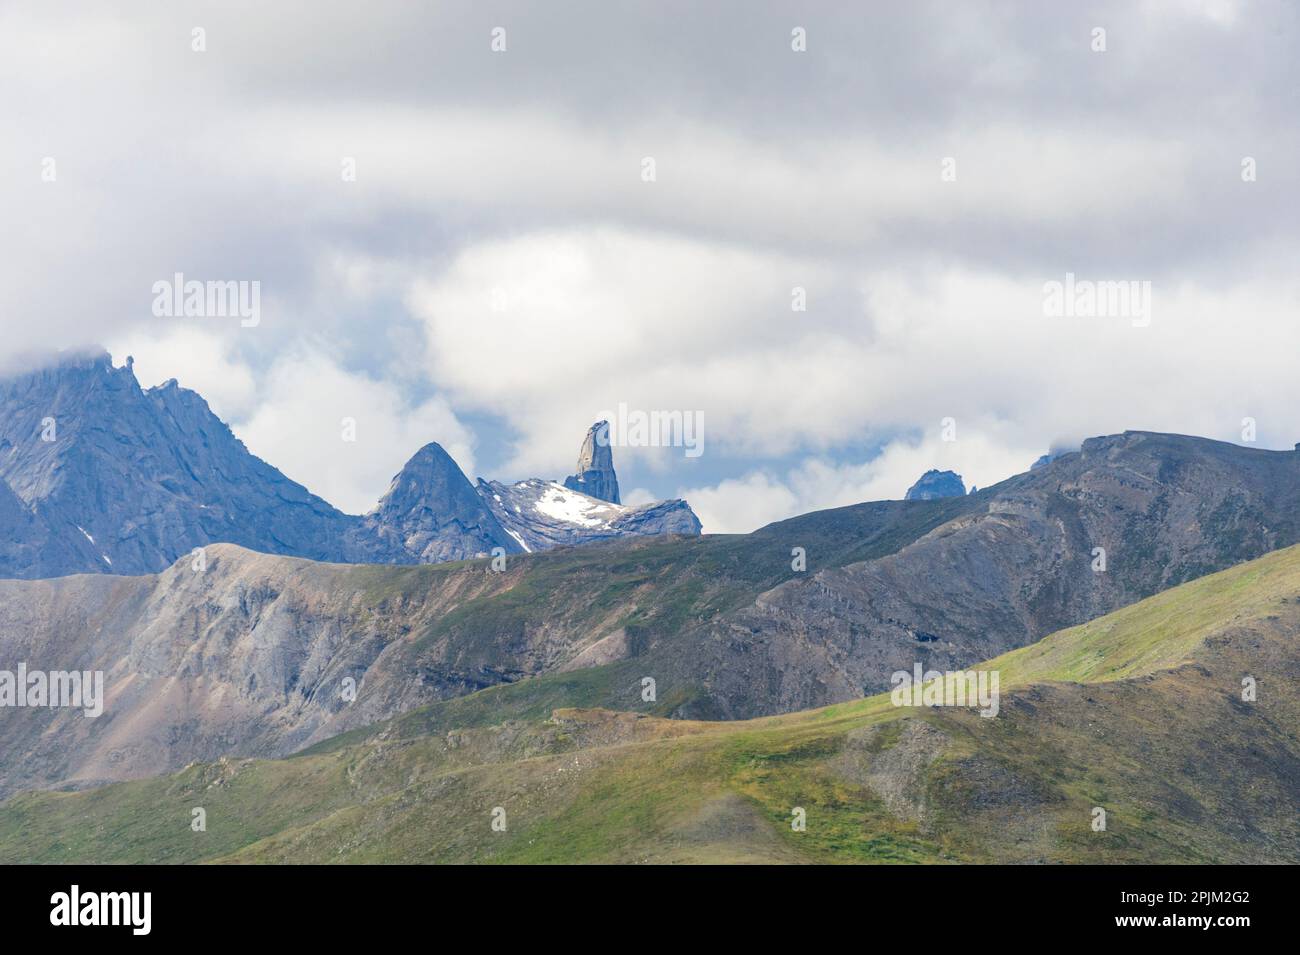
(0, 351, 700, 578)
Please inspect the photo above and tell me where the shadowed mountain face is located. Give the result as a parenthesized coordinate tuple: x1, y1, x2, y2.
(0, 478, 93, 578)
(0, 352, 699, 578)
(0, 351, 361, 576)
(1, 429, 1297, 798)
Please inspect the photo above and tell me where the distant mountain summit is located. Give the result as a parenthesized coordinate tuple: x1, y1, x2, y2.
(563, 421, 620, 503)
(0, 351, 700, 578)
(362, 442, 520, 563)
(0, 349, 361, 576)
(904, 469, 966, 500)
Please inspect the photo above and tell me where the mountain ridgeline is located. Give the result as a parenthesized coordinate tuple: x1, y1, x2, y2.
(1, 423, 1298, 798)
(0, 350, 700, 579)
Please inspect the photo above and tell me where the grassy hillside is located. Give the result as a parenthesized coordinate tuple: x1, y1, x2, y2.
(0, 493, 982, 799)
(2, 540, 1297, 864)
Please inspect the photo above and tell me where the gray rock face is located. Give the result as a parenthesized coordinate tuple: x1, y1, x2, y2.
(904, 469, 966, 500)
(0, 350, 366, 577)
(0, 350, 701, 578)
(563, 420, 620, 503)
(676, 431, 1300, 718)
(0, 546, 511, 796)
(0, 534, 701, 797)
(478, 477, 701, 552)
(0, 478, 95, 578)
(359, 443, 521, 563)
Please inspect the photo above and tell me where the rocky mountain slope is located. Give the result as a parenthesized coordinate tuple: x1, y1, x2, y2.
(2, 430, 1296, 799)
(316, 430, 1300, 724)
(4, 541, 1295, 863)
(672, 430, 1300, 717)
(0, 351, 362, 576)
(0, 477, 94, 578)
(0, 350, 699, 578)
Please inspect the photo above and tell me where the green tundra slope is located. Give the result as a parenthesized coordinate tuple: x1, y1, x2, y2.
(2, 540, 1297, 864)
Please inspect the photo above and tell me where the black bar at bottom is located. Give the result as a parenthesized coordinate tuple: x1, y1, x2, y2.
(0, 863, 1283, 941)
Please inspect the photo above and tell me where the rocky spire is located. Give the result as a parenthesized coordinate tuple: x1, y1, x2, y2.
(563, 421, 620, 504)
(904, 469, 966, 501)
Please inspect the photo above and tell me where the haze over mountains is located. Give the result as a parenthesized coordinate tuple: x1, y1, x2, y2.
(0, 350, 700, 579)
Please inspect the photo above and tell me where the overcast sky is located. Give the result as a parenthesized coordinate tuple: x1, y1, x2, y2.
(3, 1, 1297, 531)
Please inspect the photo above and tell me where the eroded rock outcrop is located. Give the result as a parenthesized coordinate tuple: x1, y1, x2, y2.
(563, 420, 620, 504)
(904, 469, 966, 500)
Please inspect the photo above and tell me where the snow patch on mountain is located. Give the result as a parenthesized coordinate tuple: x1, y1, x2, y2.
(534, 482, 623, 528)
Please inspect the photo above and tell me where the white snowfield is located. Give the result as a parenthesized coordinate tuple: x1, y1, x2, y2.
(475, 474, 698, 554)
(531, 482, 627, 528)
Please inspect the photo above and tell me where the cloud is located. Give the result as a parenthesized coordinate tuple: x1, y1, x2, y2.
(409, 225, 1300, 497)
(235, 350, 475, 514)
(111, 329, 474, 515)
(674, 473, 800, 536)
(109, 328, 258, 421)
(4, 2, 1298, 519)
(407, 227, 863, 474)
(680, 433, 1041, 534)
(5, 1, 1295, 373)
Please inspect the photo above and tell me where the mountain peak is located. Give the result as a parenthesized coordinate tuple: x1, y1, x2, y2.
(563, 420, 620, 504)
(904, 469, 966, 501)
(400, 441, 458, 471)
(367, 443, 519, 562)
